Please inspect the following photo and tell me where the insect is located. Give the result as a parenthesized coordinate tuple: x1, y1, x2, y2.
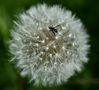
(49, 26, 58, 35)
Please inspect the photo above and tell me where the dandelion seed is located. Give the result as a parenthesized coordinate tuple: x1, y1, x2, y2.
(55, 36, 59, 39)
(46, 46, 49, 51)
(49, 54, 52, 58)
(68, 33, 72, 37)
(41, 51, 44, 55)
(41, 40, 45, 43)
(62, 26, 66, 30)
(39, 57, 42, 61)
(36, 36, 39, 39)
(46, 37, 49, 40)
(9, 4, 90, 86)
(53, 45, 56, 48)
(62, 46, 65, 50)
(35, 43, 39, 47)
(39, 27, 42, 30)
(54, 62, 57, 65)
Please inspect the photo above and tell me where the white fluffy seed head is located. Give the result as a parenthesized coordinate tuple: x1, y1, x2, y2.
(9, 4, 90, 86)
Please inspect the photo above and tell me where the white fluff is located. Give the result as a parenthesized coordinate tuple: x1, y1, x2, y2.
(9, 4, 90, 86)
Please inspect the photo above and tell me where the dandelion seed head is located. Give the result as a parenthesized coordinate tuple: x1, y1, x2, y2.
(9, 4, 90, 86)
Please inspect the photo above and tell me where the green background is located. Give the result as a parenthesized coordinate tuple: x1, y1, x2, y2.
(0, 0, 99, 90)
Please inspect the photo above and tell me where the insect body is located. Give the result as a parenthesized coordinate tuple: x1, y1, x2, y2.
(49, 26, 58, 35)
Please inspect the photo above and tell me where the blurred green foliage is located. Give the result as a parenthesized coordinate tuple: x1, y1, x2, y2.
(0, 0, 99, 90)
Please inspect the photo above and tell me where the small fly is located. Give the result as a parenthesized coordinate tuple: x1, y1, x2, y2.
(49, 26, 58, 35)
